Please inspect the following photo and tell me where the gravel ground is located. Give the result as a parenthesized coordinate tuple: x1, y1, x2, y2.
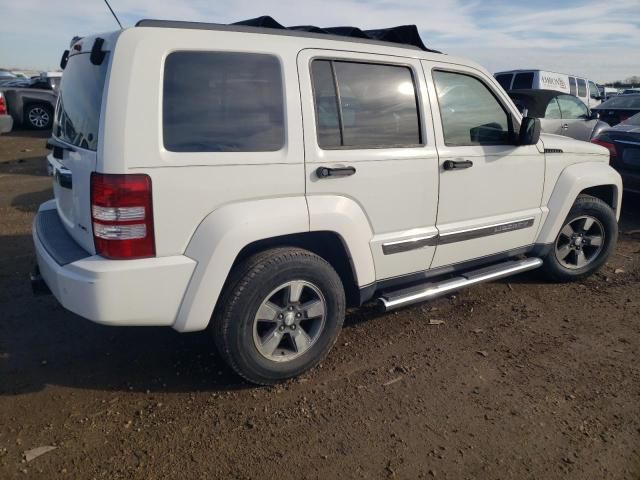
(0, 131, 639, 479)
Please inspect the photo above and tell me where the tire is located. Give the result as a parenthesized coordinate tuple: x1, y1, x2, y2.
(541, 194, 617, 282)
(24, 104, 53, 130)
(212, 247, 345, 385)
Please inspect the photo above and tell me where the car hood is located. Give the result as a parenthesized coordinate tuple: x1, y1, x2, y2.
(540, 133, 608, 156)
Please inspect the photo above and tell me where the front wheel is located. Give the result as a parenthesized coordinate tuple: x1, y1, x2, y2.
(541, 194, 618, 282)
(212, 247, 345, 385)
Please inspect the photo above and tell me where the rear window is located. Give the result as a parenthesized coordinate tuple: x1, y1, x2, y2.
(495, 74, 513, 91)
(163, 51, 284, 152)
(512, 72, 534, 89)
(53, 53, 109, 151)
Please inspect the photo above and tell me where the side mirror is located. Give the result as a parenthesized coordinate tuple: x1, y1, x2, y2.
(518, 116, 541, 145)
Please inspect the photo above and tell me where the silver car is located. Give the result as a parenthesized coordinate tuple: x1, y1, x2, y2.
(508, 89, 609, 141)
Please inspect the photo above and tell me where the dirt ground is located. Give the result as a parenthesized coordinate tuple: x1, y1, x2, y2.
(0, 130, 639, 480)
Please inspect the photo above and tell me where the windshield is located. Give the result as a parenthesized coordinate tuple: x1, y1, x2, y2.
(53, 53, 109, 151)
(597, 95, 640, 109)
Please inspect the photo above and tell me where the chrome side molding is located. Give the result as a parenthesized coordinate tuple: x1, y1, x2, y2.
(382, 234, 438, 255)
(382, 218, 535, 255)
(378, 257, 543, 311)
(438, 218, 535, 245)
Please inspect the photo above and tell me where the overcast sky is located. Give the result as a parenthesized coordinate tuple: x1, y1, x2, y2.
(0, 0, 638, 83)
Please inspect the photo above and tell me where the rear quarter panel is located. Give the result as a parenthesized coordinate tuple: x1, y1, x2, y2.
(102, 27, 307, 256)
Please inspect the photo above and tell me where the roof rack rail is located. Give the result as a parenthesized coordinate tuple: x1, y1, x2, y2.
(135, 16, 441, 54)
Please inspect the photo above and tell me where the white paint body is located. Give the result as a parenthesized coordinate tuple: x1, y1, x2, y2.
(33, 26, 622, 331)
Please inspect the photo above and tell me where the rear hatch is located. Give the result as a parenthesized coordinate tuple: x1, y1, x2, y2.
(48, 36, 113, 254)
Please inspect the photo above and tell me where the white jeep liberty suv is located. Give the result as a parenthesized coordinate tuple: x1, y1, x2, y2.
(32, 18, 622, 385)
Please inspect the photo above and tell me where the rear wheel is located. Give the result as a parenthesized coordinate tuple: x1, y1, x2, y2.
(541, 194, 617, 282)
(212, 247, 345, 385)
(25, 104, 52, 130)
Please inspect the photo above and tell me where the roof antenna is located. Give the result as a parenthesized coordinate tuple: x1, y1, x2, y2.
(103, 0, 123, 29)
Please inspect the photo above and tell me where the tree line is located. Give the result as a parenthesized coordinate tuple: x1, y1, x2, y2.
(604, 75, 640, 88)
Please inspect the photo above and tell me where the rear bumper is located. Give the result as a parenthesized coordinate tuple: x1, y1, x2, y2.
(32, 202, 197, 327)
(0, 114, 13, 134)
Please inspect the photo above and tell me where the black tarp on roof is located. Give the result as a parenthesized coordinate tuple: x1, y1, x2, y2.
(232, 16, 440, 53)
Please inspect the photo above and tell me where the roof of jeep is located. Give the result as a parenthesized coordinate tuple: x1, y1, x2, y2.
(135, 16, 441, 54)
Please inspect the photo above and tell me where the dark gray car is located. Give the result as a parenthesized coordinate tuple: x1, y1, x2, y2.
(0, 86, 57, 130)
(508, 89, 609, 141)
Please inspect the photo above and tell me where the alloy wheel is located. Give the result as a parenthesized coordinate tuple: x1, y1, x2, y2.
(555, 215, 605, 270)
(252, 280, 327, 362)
(28, 107, 50, 128)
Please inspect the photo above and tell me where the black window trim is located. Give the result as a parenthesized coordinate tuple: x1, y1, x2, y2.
(162, 50, 286, 153)
(431, 67, 518, 147)
(309, 57, 425, 150)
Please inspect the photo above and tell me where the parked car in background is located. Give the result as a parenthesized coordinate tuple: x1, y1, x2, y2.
(0, 69, 18, 86)
(599, 86, 618, 102)
(0, 84, 57, 130)
(621, 88, 640, 95)
(0, 72, 61, 92)
(592, 113, 640, 194)
(494, 69, 601, 108)
(508, 89, 608, 141)
(592, 94, 640, 127)
(0, 91, 13, 134)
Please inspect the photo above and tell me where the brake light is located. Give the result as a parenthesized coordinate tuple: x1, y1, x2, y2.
(590, 138, 617, 161)
(0, 93, 7, 115)
(90, 173, 155, 259)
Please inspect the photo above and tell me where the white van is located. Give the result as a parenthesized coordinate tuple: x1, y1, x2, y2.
(494, 69, 602, 109)
(32, 18, 622, 384)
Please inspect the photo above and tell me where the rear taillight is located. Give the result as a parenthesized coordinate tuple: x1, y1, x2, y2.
(90, 173, 155, 259)
(0, 93, 7, 115)
(591, 138, 617, 161)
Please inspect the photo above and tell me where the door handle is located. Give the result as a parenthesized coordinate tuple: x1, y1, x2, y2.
(316, 166, 356, 178)
(561, 124, 569, 130)
(443, 159, 473, 170)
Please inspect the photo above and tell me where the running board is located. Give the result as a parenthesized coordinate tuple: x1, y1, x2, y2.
(378, 257, 543, 311)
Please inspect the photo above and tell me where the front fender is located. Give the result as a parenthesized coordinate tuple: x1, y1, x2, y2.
(536, 162, 622, 245)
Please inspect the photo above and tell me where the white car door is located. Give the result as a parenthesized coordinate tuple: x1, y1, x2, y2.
(298, 49, 440, 281)
(422, 61, 545, 268)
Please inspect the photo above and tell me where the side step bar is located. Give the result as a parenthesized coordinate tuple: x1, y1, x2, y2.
(378, 257, 543, 311)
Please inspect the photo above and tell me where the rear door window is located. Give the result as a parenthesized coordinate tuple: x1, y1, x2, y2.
(163, 51, 284, 152)
(311, 59, 421, 148)
(512, 72, 534, 89)
(577, 79, 587, 98)
(569, 77, 577, 96)
(53, 53, 110, 151)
